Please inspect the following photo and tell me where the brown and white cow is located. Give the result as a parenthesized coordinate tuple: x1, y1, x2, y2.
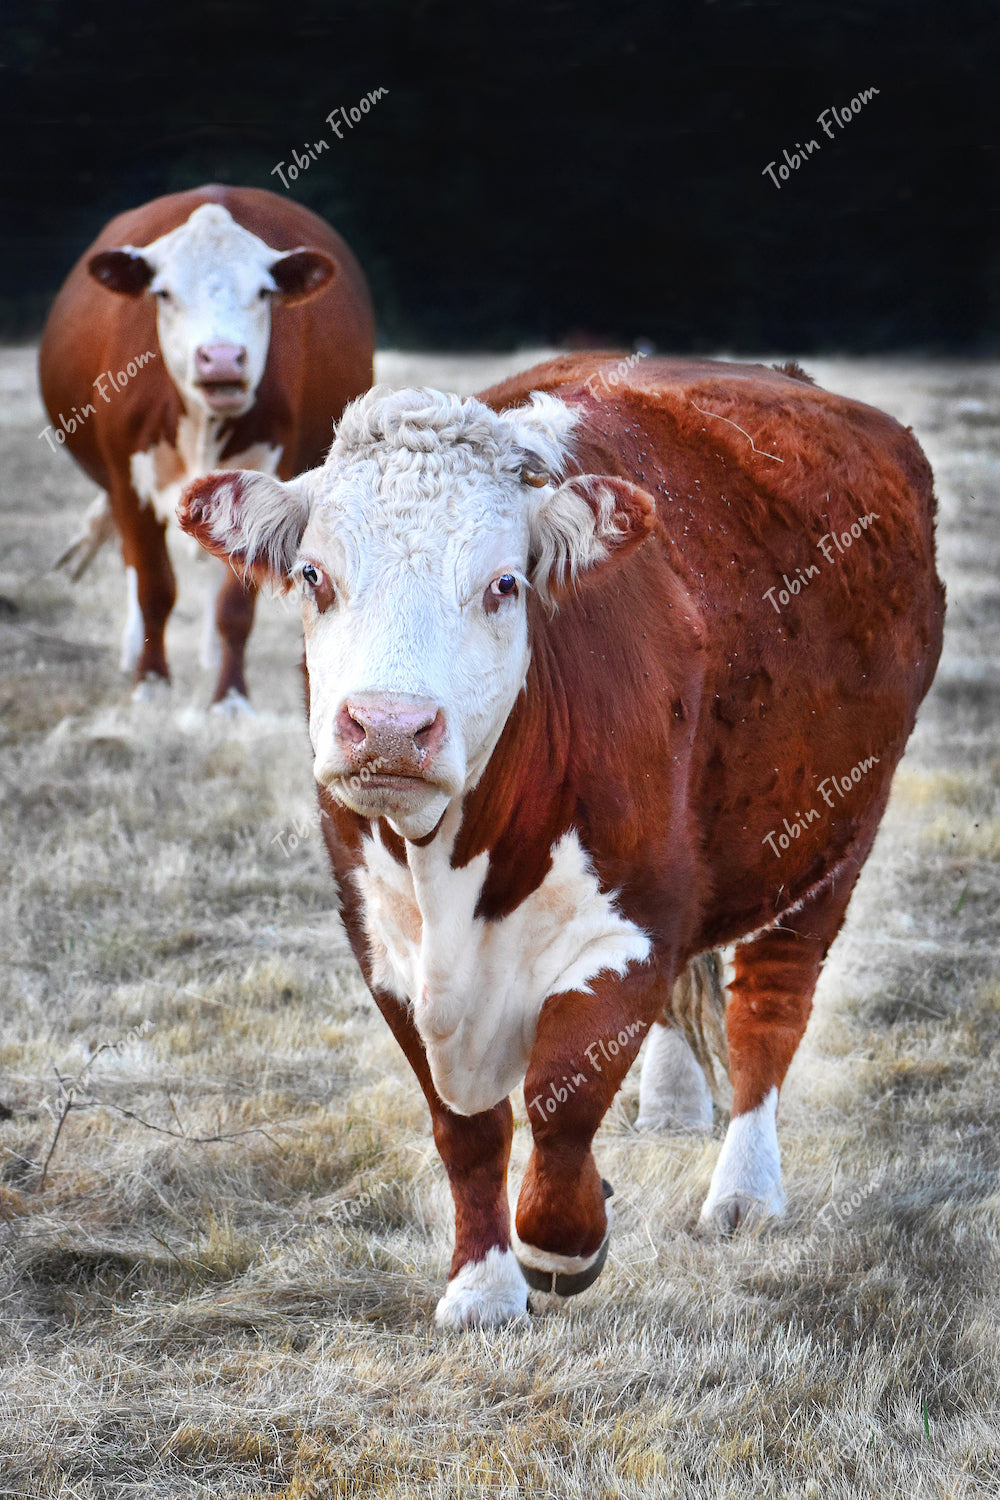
(179, 354, 944, 1327)
(39, 185, 374, 705)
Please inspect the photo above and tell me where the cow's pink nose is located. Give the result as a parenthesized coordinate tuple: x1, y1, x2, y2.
(336, 693, 446, 771)
(195, 342, 247, 382)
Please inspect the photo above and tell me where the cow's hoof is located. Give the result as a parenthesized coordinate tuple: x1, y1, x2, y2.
(210, 688, 254, 717)
(434, 1246, 530, 1331)
(699, 1192, 779, 1237)
(514, 1181, 614, 1298)
(131, 674, 170, 704)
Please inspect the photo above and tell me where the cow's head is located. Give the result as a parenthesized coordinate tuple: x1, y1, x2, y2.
(88, 204, 335, 419)
(179, 387, 655, 839)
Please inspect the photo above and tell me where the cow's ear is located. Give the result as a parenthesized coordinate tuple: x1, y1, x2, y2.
(269, 248, 337, 306)
(88, 248, 154, 298)
(177, 470, 312, 590)
(527, 474, 657, 607)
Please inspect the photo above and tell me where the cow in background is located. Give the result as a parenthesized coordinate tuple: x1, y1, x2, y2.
(39, 185, 374, 705)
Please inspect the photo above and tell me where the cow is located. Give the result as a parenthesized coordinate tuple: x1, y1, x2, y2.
(178, 354, 944, 1328)
(39, 185, 374, 706)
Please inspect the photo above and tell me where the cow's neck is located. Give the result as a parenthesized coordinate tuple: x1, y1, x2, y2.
(450, 614, 575, 920)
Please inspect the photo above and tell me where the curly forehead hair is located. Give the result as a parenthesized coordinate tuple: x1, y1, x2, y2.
(328, 385, 576, 480)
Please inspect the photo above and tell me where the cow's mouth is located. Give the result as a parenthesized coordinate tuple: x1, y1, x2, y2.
(322, 763, 454, 839)
(342, 771, 432, 797)
(197, 380, 249, 413)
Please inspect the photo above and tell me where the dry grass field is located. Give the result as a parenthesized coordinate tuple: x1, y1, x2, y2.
(1, 346, 998, 1499)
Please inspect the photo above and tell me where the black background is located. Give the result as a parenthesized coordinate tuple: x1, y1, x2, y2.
(2, 0, 997, 351)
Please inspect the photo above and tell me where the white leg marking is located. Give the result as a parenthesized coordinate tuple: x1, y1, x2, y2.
(637, 1022, 714, 1134)
(434, 1246, 529, 1330)
(200, 555, 227, 671)
(131, 675, 171, 704)
(210, 687, 255, 718)
(699, 1086, 785, 1233)
(120, 566, 144, 674)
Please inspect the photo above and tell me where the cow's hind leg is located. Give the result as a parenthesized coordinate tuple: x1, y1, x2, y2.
(366, 987, 524, 1329)
(700, 861, 864, 1234)
(515, 967, 663, 1296)
(638, 951, 728, 1133)
(210, 567, 257, 709)
(637, 1022, 713, 1132)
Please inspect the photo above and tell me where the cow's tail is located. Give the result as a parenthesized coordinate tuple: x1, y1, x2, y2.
(667, 949, 730, 1102)
(54, 492, 116, 580)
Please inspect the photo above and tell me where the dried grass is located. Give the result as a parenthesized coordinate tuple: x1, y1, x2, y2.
(1, 349, 998, 1497)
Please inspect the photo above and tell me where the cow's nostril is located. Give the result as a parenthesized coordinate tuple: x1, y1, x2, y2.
(413, 709, 446, 755)
(336, 702, 367, 746)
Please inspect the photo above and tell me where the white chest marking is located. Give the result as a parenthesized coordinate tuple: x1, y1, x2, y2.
(354, 821, 652, 1116)
(129, 412, 281, 536)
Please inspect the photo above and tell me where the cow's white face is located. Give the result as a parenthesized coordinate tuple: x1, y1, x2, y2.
(89, 204, 335, 420)
(178, 387, 656, 840)
(296, 446, 537, 836)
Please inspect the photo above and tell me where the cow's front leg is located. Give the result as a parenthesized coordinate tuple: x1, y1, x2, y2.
(210, 565, 257, 708)
(514, 968, 661, 1296)
(118, 494, 176, 692)
(431, 1098, 527, 1329)
(365, 987, 525, 1329)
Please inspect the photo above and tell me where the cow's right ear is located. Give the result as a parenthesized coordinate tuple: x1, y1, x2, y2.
(177, 470, 312, 591)
(88, 248, 155, 298)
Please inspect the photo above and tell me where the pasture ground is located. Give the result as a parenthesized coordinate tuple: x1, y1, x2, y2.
(1, 348, 998, 1498)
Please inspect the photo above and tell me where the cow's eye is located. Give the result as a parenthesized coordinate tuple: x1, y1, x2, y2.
(300, 563, 335, 611)
(484, 573, 519, 616)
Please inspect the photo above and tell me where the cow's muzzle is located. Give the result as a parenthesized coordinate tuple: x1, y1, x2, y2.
(334, 692, 447, 784)
(194, 342, 249, 412)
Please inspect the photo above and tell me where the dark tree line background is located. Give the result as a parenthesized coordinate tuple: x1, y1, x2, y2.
(2, 0, 997, 351)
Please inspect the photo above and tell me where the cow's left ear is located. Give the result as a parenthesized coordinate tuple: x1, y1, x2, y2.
(177, 469, 313, 590)
(526, 473, 657, 606)
(269, 249, 337, 306)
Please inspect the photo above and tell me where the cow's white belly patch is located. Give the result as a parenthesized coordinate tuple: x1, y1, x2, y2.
(354, 824, 652, 1116)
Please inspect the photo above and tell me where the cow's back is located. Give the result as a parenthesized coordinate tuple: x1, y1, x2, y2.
(38, 184, 375, 489)
(477, 355, 945, 950)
